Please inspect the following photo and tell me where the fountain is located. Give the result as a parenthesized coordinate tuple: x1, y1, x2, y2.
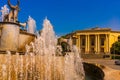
(0, 5, 9, 21)
(0, 0, 35, 52)
(27, 16, 36, 34)
(0, 0, 85, 80)
(0, 17, 85, 80)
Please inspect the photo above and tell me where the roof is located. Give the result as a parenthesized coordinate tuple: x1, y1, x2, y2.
(75, 27, 120, 33)
(62, 27, 120, 38)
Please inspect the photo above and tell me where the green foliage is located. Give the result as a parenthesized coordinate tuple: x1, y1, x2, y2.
(61, 35, 67, 38)
(111, 55, 120, 59)
(110, 41, 120, 55)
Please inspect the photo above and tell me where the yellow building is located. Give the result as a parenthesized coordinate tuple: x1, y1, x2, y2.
(66, 27, 120, 54)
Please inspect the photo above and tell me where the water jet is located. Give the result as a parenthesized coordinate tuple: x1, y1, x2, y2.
(0, 1, 85, 80)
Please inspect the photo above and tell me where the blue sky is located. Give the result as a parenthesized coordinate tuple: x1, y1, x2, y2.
(1, 0, 120, 36)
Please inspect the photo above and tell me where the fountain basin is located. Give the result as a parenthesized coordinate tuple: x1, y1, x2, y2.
(0, 22, 35, 52)
(83, 62, 120, 80)
(0, 22, 20, 51)
(83, 62, 104, 80)
(18, 30, 35, 52)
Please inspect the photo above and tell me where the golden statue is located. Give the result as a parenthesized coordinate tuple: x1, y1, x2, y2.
(4, 0, 20, 22)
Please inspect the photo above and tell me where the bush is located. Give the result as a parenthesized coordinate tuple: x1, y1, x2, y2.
(110, 41, 120, 55)
(111, 55, 120, 59)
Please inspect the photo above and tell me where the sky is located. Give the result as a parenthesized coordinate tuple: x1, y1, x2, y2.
(1, 0, 120, 36)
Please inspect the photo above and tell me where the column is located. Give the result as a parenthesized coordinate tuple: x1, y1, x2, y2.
(76, 36, 79, 47)
(87, 35, 90, 54)
(95, 35, 98, 54)
(106, 34, 110, 54)
(77, 35, 80, 53)
(79, 35, 81, 52)
(85, 35, 88, 54)
(105, 34, 108, 53)
(97, 34, 100, 53)
(108, 35, 110, 53)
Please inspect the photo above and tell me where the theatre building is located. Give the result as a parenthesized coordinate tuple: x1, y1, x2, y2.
(65, 27, 120, 54)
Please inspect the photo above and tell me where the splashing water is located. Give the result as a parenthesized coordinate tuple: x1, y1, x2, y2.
(0, 18, 85, 80)
(27, 16, 36, 34)
(0, 5, 9, 21)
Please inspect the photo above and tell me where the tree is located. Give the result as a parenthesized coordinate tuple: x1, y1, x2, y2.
(110, 41, 120, 55)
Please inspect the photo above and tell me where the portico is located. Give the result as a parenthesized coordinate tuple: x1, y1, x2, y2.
(70, 27, 120, 54)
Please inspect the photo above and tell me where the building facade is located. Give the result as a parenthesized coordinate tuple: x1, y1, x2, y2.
(67, 27, 120, 54)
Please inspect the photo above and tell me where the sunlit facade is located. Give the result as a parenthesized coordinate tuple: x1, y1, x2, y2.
(67, 27, 120, 54)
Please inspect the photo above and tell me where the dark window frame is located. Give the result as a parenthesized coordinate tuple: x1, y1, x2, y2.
(100, 38, 105, 46)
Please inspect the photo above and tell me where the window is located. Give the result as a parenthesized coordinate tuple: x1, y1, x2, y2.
(91, 38, 95, 46)
(81, 38, 85, 46)
(100, 38, 105, 46)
